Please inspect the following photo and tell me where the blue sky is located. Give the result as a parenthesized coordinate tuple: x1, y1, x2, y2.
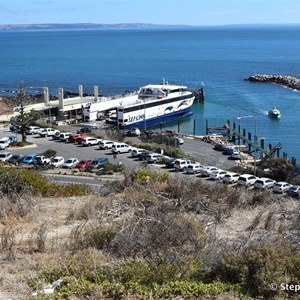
(1, 0, 300, 26)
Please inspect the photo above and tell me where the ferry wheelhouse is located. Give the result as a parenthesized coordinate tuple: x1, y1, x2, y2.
(117, 83, 195, 129)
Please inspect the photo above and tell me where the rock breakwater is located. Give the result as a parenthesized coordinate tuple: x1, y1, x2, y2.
(246, 74, 300, 91)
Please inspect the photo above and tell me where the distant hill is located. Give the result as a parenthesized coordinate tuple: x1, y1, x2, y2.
(0, 23, 190, 31)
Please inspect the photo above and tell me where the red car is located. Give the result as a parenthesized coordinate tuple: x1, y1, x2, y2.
(76, 159, 92, 170)
(68, 134, 81, 143)
(76, 135, 88, 144)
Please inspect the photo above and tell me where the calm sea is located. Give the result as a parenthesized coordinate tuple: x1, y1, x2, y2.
(1, 26, 300, 166)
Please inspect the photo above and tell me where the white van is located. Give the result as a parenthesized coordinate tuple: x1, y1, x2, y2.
(111, 143, 132, 154)
(0, 137, 10, 150)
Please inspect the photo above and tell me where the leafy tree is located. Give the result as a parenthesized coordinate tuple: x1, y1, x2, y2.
(15, 83, 41, 142)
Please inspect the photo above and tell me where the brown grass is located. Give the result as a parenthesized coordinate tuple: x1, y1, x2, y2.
(0, 176, 299, 299)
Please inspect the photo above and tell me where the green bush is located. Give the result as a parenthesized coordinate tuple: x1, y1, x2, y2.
(28, 258, 245, 300)
(131, 168, 169, 184)
(0, 168, 91, 198)
(43, 149, 57, 158)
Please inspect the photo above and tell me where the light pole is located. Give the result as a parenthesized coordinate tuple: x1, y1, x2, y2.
(254, 136, 265, 176)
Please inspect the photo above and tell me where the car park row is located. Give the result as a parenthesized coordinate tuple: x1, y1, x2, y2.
(1, 125, 300, 197)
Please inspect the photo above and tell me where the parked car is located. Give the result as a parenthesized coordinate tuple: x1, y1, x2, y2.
(222, 172, 240, 184)
(0, 152, 13, 162)
(9, 124, 21, 132)
(287, 185, 300, 197)
(111, 143, 132, 154)
(39, 128, 59, 137)
(50, 156, 65, 168)
(214, 143, 227, 151)
(131, 148, 146, 158)
(174, 137, 184, 145)
(254, 177, 276, 189)
(7, 136, 17, 144)
(8, 154, 25, 165)
(200, 166, 219, 177)
(0, 137, 10, 149)
(273, 182, 292, 194)
(68, 134, 81, 143)
(86, 157, 109, 170)
(209, 169, 228, 180)
(75, 135, 88, 144)
(138, 150, 153, 161)
(99, 140, 114, 150)
(34, 155, 51, 165)
(126, 128, 141, 137)
(59, 132, 72, 142)
(223, 147, 238, 156)
(174, 159, 196, 171)
(81, 137, 101, 146)
(76, 159, 92, 170)
(62, 158, 79, 169)
(80, 127, 94, 133)
(186, 163, 205, 174)
(162, 157, 175, 168)
(22, 153, 37, 164)
(237, 174, 258, 186)
(229, 152, 241, 160)
(146, 153, 167, 163)
(52, 131, 61, 140)
(26, 126, 41, 135)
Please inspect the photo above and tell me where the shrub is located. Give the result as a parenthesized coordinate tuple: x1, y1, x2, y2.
(131, 168, 169, 184)
(43, 149, 57, 158)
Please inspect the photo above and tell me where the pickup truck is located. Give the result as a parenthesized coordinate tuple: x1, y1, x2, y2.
(39, 128, 59, 137)
(34, 155, 51, 165)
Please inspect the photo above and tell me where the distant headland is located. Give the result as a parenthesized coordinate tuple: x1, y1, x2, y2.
(0, 23, 190, 31)
(246, 74, 300, 91)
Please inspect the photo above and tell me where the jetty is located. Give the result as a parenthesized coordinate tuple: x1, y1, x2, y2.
(245, 74, 300, 91)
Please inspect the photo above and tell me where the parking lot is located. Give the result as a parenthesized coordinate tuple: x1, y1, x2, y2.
(0, 124, 298, 199)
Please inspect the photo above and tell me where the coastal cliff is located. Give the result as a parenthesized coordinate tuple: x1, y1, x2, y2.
(246, 74, 300, 91)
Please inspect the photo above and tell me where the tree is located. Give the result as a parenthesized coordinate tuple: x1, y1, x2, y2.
(15, 83, 41, 143)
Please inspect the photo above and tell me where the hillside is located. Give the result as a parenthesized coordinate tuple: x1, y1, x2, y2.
(0, 167, 299, 299)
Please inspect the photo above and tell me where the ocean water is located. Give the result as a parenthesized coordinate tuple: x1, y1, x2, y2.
(1, 26, 300, 165)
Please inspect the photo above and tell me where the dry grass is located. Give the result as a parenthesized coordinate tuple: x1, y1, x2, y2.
(0, 177, 299, 299)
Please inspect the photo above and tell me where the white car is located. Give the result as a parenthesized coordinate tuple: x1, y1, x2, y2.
(186, 163, 205, 174)
(111, 143, 132, 154)
(209, 169, 227, 180)
(200, 166, 219, 177)
(62, 158, 79, 169)
(81, 137, 101, 146)
(174, 159, 197, 171)
(26, 126, 41, 135)
(222, 172, 240, 184)
(273, 182, 292, 193)
(50, 156, 65, 168)
(131, 148, 145, 158)
(0, 151, 13, 162)
(99, 140, 114, 149)
(237, 174, 258, 186)
(254, 177, 276, 189)
(0, 137, 10, 150)
(146, 153, 167, 163)
(39, 128, 59, 137)
(59, 132, 72, 142)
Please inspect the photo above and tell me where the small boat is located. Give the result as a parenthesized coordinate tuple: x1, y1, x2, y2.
(268, 107, 281, 118)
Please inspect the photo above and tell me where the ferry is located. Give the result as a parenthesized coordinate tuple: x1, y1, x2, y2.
(116, 83, 195, 129)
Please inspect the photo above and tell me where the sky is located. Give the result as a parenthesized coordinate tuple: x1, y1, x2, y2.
(0, 0, 300, 26)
